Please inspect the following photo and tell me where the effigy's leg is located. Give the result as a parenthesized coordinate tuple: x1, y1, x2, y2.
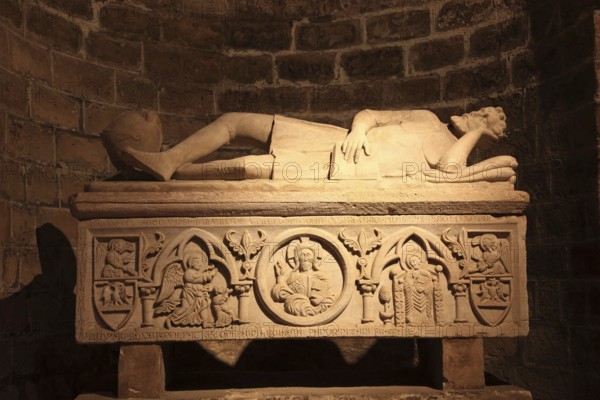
(172, 154, 275, 180)
(123, 113, 274, 181)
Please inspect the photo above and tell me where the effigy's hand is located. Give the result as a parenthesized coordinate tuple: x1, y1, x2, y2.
(341, 129, 371, 163)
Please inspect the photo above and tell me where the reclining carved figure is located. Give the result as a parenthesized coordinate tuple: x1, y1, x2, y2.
(101, 107, 517, 183)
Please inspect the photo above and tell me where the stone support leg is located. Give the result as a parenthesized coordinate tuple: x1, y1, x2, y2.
(118, 344, 165, 399)
(419, 338, 485, 390)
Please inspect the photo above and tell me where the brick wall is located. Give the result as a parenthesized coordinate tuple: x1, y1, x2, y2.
(0, 0, 597, 399)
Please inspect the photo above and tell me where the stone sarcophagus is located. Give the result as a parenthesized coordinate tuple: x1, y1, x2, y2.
(72, 107, 531, 399)
(73, 186, 528, 343)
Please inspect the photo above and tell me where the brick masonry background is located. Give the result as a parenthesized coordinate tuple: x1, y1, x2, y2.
(0, 0, 598, 399)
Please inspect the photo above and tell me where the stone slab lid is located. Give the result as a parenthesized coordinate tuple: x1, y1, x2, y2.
(69, 180, 529, 220)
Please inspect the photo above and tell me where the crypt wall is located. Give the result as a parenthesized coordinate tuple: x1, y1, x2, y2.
(0, 0, 598, 399)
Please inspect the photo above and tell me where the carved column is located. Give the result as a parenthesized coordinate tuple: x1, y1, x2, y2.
(451, 283, 469, 323)
(234, 284, 252, 323)
(139, 287, 157, 328)
(118, 344, 164, 399)
(359, 283, 377, 324)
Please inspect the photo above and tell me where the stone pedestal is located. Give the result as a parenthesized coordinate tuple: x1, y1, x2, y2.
(70, 181, 531, 399)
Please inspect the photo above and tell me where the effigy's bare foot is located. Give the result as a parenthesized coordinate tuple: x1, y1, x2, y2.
(122, 147, 177, 181)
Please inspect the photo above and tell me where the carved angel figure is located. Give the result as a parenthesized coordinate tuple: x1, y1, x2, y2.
(154, 250, 216, 328)
(101, 239, 136, 278)
(470, 234, 509, 275)
(271, 238, 335, 317)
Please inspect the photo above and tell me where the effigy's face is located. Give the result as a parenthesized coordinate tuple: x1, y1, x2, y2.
(483, 107, 507, 137)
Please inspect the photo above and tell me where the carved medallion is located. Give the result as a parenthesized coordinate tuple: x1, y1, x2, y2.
(255, 228, 354, 326)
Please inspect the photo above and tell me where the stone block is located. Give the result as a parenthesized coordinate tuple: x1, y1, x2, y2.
(341, 46, 404, 80)
(386, 76, 441, 107)
(0, 67, 28, 117)
(100, 4, 160, 40)
(443, 61, 509, 101)
(6, 116, 54, 163)
(436, 0, 493, 31)
(0, 201, 9, 243)
(229, 21, 292, 51)
(144, 42, 222, 85)
(26, 164, 59, 206)
(1, 247, 19, 290)
(116, 73, 157, 109)
(562, 17, 593, 70)
(159, 85, 214, 115)
(59, 170, 87, 207)
(44, 0, 93, 20)
(37, 207, 78, 246)
(442, 338, 485, 390)
(10, 205, 36, 244)
(118, 344, 164, 398)
(26, 5, 82, 53)
(9, 33, 51, 82)
(0, 0, 21, 28)
(19, 245, 42, 287)
(523, 324, 569, 366)
(367, 10, 430, 43)
(0, 159, 25, 202)
(158, 113, 210, 144)
(276, 53, 335, 83)
(297, 20, 360, 50)
(31, 84, 81, 130)
(53, 53, 115, 103)
(0, 28, 7, 68)
(470, 18, 528, 58)
(163, 16, 226, 50)
(218, 86, 307, 114)
(84, 102, 130, 136)
(56, 131, 108, 174)
(86, 32, 142, 70)
(224, 55, 273, 84)
(410, 36, 464, 72)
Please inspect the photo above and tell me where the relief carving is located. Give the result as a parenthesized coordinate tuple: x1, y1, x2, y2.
(93, 237, 140, 331)
(389, 248, 444, 327)
(339, 228, 382, 280)
(226, 229, 267, 280)
(271, 237, 335, 317)
(442, 229, 513, 326)
(255, 228, 354, 327)
(101, 239, 137, 278)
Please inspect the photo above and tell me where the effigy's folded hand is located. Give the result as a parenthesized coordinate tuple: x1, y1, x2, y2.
(341, 129, 371, 163)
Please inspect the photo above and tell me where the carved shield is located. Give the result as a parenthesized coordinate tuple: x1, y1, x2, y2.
(93, 280, 138, 331)
(469, 275, 512, 327)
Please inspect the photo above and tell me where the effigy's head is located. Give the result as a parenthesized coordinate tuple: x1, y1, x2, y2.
(450, 106, 507, 138)
(101, 111, 163, 175)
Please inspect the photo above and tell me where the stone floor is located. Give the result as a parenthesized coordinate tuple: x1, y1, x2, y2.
(77, 385, 532, 400)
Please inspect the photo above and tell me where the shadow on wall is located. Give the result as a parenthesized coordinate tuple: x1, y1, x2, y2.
(0, 224, 118, 399)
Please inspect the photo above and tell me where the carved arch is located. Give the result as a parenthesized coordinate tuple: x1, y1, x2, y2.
(151, 228, 239, 285)
(371, 227, 461, 284)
